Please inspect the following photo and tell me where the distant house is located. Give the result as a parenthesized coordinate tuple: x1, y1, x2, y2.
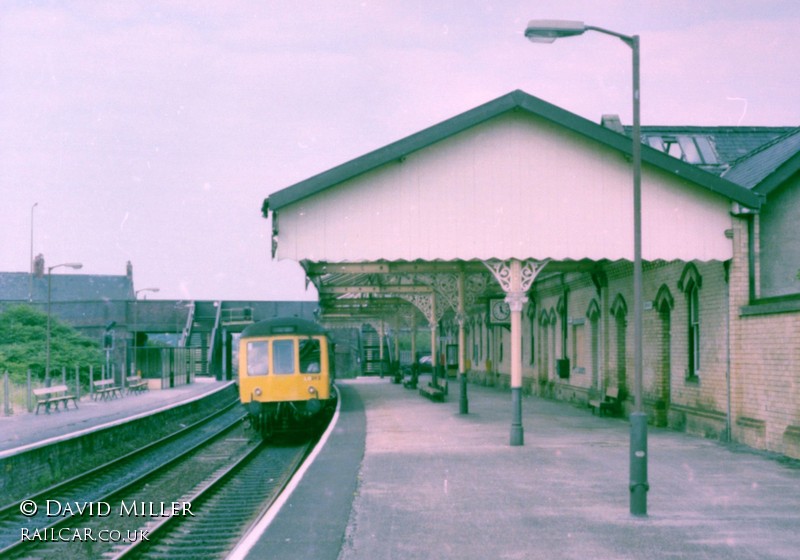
(0, 258, 134, 304)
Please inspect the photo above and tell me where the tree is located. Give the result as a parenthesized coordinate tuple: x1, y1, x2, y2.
(0, 305, 104, 381)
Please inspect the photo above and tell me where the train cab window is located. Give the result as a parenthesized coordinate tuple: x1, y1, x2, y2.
(246, 341, 269, 376)
(300, 338, 321, 373)
(273, 340, 296, 374)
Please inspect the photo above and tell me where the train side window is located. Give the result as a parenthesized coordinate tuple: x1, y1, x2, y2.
(328, 341, 336, 380)
(273, 339, 296, 374)
(300, 339, 321, 373)
(247, 341, 269, 376)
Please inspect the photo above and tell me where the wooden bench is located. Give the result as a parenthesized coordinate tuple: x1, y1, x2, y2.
(403, 365, 419, 389)
(589, 387, 622, 417)
(92, 378, 122, 401)
(126, 375, 149, 394)
(34, 385, 78, 415)
(419, 382, 446, 402)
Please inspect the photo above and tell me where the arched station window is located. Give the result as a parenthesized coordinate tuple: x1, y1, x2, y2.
(654, 284, 675, 425)
(610, 294, 627, 395)
(549, 309, 558, 379)
(527, 300, 537, 365)
(586, 299, 601, 388)
(678, 263, 703, 380)
(539, 310, 550, 382)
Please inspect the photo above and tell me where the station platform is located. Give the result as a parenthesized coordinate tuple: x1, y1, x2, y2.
(246, 376, 800, 560)
(0, 377, 230, 456)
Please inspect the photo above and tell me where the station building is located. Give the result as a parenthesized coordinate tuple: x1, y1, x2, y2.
(263, 90, 800, 459)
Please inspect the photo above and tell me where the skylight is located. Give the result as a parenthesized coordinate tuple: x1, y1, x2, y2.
(644, 134, 719, 165)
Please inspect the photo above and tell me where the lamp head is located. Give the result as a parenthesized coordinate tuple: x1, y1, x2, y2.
(524, 19, 586, 43)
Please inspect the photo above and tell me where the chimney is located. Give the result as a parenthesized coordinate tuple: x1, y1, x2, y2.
(126, 261, 133, 279)
(601, 114, 625, 134)
(34, 254, 45, 277)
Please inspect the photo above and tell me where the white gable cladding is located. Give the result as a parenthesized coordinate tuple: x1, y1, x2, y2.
(275, 112, 733, 263)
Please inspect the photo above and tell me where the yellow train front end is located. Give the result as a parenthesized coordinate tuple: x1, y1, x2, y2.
(238, 318, 336, 439)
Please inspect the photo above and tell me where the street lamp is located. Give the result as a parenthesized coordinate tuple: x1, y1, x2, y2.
(29, 202, 38, 302)
(132, 288, 160, 377)
(524, 19, 647, 516)
(46, 262, 83, 386)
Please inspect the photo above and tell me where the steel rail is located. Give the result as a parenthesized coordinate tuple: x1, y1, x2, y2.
(0, 403, 244, 557)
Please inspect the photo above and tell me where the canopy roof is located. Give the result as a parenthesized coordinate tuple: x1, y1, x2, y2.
(268, 90, 760, 212)
(264, 90, 761, 325)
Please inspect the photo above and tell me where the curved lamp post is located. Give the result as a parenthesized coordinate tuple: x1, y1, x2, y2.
(524, 19, 647, 517)
(29, 202, 38, 302)
(46, 262, 83, 385)
(133, 288, 160, 377)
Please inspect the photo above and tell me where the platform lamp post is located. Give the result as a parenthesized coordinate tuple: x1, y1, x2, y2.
(524, 19, 647, 516)
(132, 288, 160, 378)
(46, 262, 83, 386)
(29, 202, 38, 302)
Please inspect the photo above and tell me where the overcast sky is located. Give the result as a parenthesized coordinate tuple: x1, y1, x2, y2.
(2, 1, 798, 302)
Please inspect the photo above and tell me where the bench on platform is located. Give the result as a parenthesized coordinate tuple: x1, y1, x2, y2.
(402, 365, 419, 390)
(419, 382, 446, 402)
(92, 378, 122, 401)
(126, 375, 149, 394)
(34, 385, 78, 415)
(589, 387, 622, 417)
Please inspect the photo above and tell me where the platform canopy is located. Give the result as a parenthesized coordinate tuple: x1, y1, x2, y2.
(263, 90, 760, 326)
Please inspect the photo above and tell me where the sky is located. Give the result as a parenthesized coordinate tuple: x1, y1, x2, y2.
(1, 1, 798, 302)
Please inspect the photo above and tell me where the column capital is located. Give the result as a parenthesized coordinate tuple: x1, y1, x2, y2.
(505, 292, 528, 313)
(483, 258, 549, 293)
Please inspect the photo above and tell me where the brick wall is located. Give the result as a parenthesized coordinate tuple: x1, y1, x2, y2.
(457, 214, 799, 459)
(729, 214, 800, 457)
(467, 258, 733, 438)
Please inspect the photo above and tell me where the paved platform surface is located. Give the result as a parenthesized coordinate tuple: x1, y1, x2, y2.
(237, 382, 366, 560)
(255, 376, 800, 560)
(0, 377, 230, 455)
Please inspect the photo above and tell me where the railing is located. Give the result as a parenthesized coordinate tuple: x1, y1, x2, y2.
(220, 307, 253, 323)
(179, 301, 195, 347)
(128, 347, 196, 388)
(1, 366, 115, 416)
(207, 301, 222, 378)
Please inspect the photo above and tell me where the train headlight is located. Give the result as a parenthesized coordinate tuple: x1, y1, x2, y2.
(308, 386, 317, 395)
(254, 388, 262, 397)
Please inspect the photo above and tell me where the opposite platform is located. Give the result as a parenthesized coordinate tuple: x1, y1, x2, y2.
(335, 377, 800, 560)
(0, 377, 230, 456)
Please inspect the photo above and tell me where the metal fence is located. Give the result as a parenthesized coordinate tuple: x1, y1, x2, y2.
(1, 365, 114, 416)
(131, 347, 197, 389)
(2, 347, 199, 415)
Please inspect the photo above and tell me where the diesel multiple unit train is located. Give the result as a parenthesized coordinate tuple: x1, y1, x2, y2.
(238, 317, 337, 438)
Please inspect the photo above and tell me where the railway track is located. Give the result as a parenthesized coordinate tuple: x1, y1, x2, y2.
(0, 402, 249, 559)
(110, 441, 312, 559)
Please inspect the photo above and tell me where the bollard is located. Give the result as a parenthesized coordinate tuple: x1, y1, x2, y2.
(27, 369, 33, 413)
(629, 411, 649, 516)
(3, 371, 10, 416)
(459, 373, 469, 415)
(510, 387, 524, 446)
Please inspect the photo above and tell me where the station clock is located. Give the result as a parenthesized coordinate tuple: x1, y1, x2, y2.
(488, 298, 511, 324)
